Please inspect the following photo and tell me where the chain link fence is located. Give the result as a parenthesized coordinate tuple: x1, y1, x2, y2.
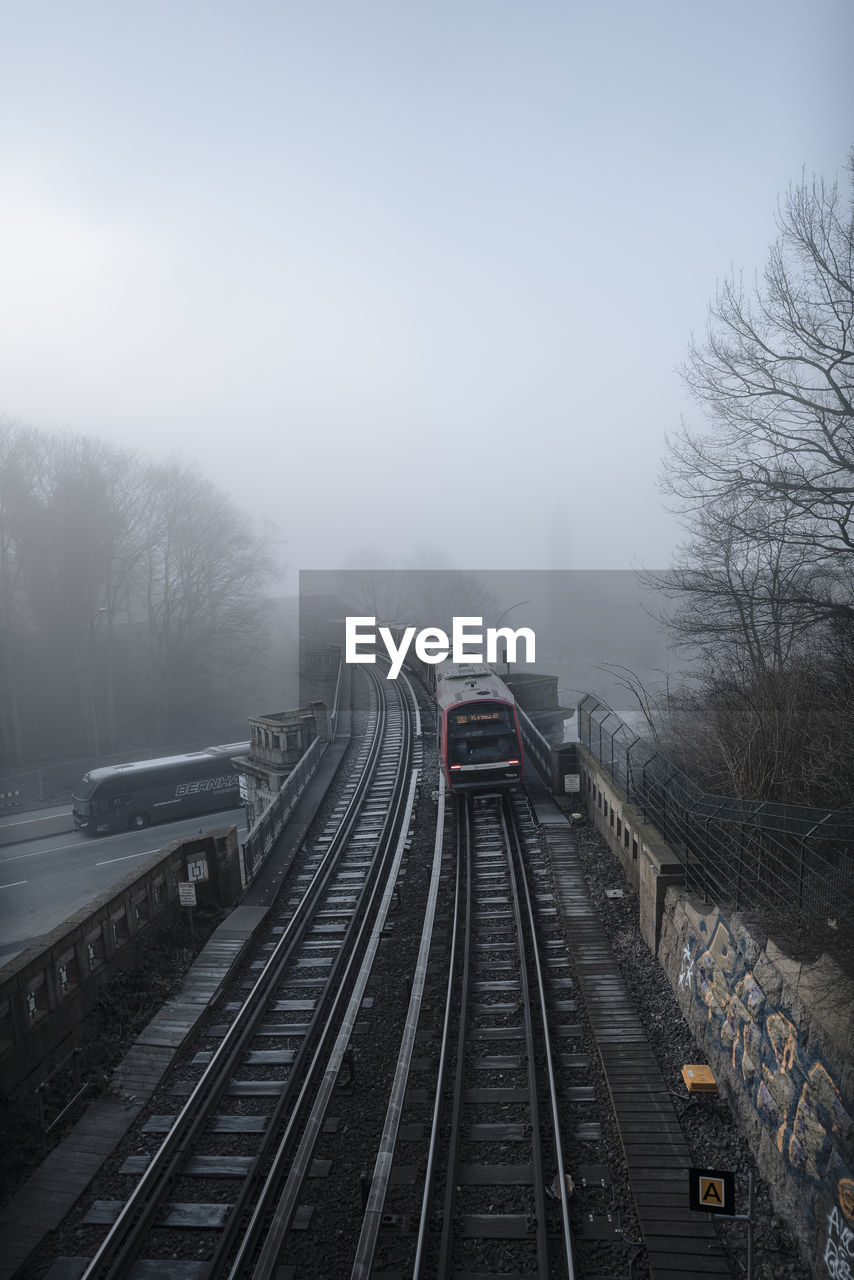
(578, 694, 854, 927)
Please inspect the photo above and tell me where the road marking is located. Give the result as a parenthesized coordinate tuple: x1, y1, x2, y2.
(95, 849, 159, 866)
(0, 812, 70, 827)
(0, 880, 27, 889)
(0, 840, 86, 863)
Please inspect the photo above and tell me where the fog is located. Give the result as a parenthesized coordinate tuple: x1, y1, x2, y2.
(299, 568, 690, 722)
(2, 3, 850, 579)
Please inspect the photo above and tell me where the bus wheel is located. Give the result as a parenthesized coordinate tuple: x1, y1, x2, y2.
(129, 813, 149, 829)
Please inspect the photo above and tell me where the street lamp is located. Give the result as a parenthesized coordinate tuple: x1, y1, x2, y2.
(88, 607, 108, 758)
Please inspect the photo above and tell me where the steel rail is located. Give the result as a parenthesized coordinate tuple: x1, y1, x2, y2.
(434, 792, 475, 1278)
(505, 791, 577, 1279)
(422, 791, 570, 1278)
(206, 673, 409, 1272)
(411, 770, 459, 1279)
(498, 796, 551, 1277)
(349, 770, 447, 1280)
(78, 667, 393, 1280)
(216, 667, 413, 1277)
(235, 764, 421, 1280)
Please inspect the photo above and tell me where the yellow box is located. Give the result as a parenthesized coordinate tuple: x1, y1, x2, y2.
(682, 1064, 717, 1093)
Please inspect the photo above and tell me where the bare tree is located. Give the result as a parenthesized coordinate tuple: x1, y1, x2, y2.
(646, 151, 854, 805)
(399, 569, 499, 633)
(0, 422, 277, 764)
(333, 568, 410, 627)
(663, 153, 854, 628)
(142, 460, 275, 741)
(642, 492, 823, 678)
(332, 566, 500, 638)
(14, 431, 152, 756)
(0, 421, 44, 760)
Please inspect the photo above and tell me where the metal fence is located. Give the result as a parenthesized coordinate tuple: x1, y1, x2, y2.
(515, 704, 552, 781)
(578, 694, 854, 926)
(240, 736, 327, 885)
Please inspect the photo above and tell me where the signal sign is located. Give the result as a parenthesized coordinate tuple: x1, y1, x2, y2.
(688, 1167, 735, 1216)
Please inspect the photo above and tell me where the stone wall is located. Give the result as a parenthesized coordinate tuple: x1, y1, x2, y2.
(658, 891, 854, 1279)
(577, 745, 854, 1277)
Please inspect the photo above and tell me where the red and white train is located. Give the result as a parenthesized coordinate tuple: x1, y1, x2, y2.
(380, 625, 526, 792)
(433, 661, 524, 792)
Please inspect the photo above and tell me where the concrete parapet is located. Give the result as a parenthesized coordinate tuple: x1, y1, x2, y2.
(0, 826, 241, 1097)
(578, 744, 683, 950)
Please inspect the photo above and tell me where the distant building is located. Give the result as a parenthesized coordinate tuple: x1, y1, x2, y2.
(232, 701, 328, 829)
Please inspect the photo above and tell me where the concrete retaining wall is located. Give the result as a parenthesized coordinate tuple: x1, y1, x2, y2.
(579, 745, 683, 951)
(0, 826, 240, 1097)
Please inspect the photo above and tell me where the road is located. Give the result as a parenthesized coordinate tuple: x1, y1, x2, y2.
(0, 805, 246, 966)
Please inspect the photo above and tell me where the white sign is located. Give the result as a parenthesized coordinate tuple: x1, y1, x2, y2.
(564, 774, 581, 793)
(186, 856, 209, 882)
(178, 882, 197, 907)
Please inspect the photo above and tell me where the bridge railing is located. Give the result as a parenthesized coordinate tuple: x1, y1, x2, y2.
(577, 694, 854, 926)
(329, 654, 343, 740)
(240, 656, 345, 886)
(515, 704, 552, 779)
(240, 738, 326, 886)
(515, 703, 579, 798)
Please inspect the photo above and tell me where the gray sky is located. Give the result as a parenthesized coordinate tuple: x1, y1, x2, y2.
(2, 1, 851, 579)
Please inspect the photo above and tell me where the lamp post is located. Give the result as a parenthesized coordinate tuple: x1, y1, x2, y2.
(87, 606, 107, 758)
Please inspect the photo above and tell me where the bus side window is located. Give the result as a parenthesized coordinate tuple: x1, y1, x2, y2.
(110, 795, 131, 810)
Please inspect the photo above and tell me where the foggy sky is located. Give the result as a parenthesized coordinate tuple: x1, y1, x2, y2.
(2, 1, 851, 579)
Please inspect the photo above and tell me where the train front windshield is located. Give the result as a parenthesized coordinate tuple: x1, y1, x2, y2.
(447, 703, 519, 764)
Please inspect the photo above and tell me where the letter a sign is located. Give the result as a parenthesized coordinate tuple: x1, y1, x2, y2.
(688, 1167, 735, 1216)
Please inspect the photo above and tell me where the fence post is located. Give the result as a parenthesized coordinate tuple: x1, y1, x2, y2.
(579, 698, 843, 929)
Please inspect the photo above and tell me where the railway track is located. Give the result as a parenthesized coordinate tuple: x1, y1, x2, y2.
(421, 787, 574, 1276)
(345, 785, 578, 1280)
(68, 665, 419, 1279)
(34, 672, 649, 1279)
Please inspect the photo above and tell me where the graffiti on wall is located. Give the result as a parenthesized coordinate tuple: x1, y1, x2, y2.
(677, 908, 853, 1256)
(678, 943, 695, 991)
(826, 1205, 854, 1279)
